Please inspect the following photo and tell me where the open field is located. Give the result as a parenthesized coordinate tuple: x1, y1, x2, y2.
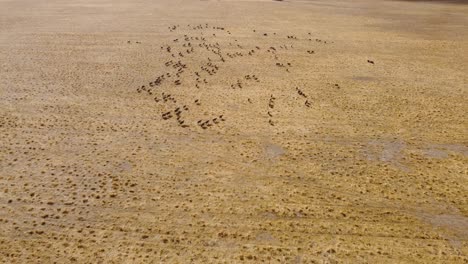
(0, 0, 467, 262)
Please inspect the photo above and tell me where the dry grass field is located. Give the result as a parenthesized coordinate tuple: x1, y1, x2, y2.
(0, 0, 467, 263)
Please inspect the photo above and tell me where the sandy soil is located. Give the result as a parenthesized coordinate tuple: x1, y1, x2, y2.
(1, 0, 467, 262)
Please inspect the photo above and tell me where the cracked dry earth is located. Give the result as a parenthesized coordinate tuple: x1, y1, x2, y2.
(0, 0, 467, 263)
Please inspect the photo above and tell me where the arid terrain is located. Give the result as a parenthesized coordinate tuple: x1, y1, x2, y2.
(0, 0, 467, 263)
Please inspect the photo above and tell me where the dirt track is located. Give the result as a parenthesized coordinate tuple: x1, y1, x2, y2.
(1, 0, 467, 262)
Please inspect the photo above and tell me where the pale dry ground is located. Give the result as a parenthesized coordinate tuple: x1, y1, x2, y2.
(0, 0, 467, 263)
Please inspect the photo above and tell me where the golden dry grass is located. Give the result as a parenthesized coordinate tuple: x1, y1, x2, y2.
(0, 0, 467, 263)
